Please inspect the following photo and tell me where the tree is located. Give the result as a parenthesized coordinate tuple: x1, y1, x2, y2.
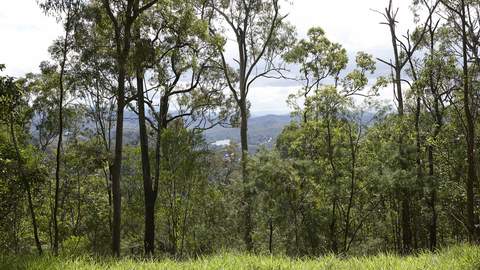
(284, 27, 348, 122)
(375, 0, 438, 253)
(71, 6, 119, 238)
(129, 0, 231, 255)
(38, 0, 82, 255)
(284, 26, 375, 252)
(411, 2, 456, 248)
(99, 0, 159, 256)
(440, 0, 480, 243)
(207, 0, 295, 251)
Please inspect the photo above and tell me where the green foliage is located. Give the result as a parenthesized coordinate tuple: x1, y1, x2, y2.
(284, 26, 348, 95)
(0, 70, 31, 125)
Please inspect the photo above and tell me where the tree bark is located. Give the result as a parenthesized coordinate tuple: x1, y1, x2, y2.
(111, 63, 125, 257)
(240, 97, 253, 252)
(136, 70, 156, 255)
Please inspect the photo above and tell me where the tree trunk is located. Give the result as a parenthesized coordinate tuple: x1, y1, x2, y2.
(53, 33, 68, 255)
(415, 95, 424, 251)
(240, 98, 253, 252)
(137, 70, 155, 255)
(111, 61, 126, 257)
(52, 74, 63, 256)
(426, 82, 440, 251)
(102, 0, 139, 256)
(53, 18, 70, 255)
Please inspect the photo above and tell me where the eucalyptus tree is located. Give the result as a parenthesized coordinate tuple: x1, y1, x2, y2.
(283, 27, 348, 122)
(375, 0, 438, 253)
(38, 0, 82, 255)
(410, 1, 457, 247)
(305, 53, 375, 253)
(276, 47, 376, 253)
(338, 53, 377, 253)
(421, 46, 457, 249)
(440, 0, 480, 242)
(129, 0, 231, 255)
(284, 26, 375, 252)
(96, 0, 159, 256)
(284, 27, 370, 252)
(26, 63, 81, 251)
(206, 0, 295, 251)
(70, 3, 121, 237)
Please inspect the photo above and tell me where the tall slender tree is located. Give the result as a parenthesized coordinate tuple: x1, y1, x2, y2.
(130, 1, 230, 254)
(441, 0, 479, 243)
(375, 0, 438, 253)
(38, 0, 81, 255)
(207, 0, 294, 251)
(100, 0, 159, 256)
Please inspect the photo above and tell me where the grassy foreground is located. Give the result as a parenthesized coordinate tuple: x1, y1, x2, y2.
(1, 245, 479, 270)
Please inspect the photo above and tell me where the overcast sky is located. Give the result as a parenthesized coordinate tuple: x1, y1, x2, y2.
(0, 0, 417, 115)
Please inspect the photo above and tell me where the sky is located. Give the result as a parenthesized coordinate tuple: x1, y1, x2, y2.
(0, 0, 418, 115)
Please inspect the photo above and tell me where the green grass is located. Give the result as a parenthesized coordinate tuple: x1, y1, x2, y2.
(1, 245, 479, 270)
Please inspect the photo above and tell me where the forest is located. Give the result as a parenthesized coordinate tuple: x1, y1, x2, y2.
(1, 0, 480, 268)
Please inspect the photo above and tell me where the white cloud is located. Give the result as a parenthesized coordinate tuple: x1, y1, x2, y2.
(0, 0, 62, 76)
(288, 0, 416, 52)
(249, 85, 300, 116)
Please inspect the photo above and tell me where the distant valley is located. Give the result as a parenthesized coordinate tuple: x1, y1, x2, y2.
(204, 114, 295, 151)
(122, 112, 296, 152)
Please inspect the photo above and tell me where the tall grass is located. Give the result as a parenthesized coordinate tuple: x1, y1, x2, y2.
(1, 245, 479, 270)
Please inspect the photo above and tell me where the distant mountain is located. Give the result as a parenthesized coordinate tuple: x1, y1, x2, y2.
(204, 112, 376, 152)
(114, 111, 295, 149)
(204, 114, 296, 152)
(32, 110, 374, 151)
